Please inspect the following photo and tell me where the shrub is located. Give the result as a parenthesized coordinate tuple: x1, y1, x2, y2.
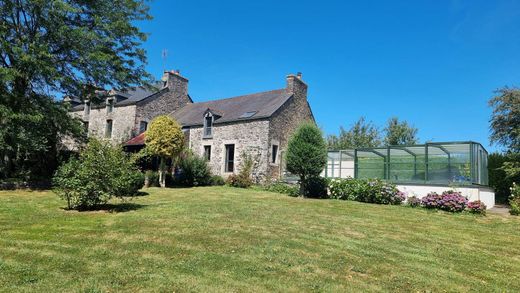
(144, 170, 160, 187)
(263, 181, 299, 197)
(53, 139, 144, 210)
(303, 176, 329, 199)
(176, 153, 211, 187)
(328, 178, 404, 205)
(421, 191, 468, 212)
(467, 200, 487, 215)
(407, 196, 422, 207)
(285, 123, 327, 196)
(210, 175, 225, 186)
(226, 174, 252, 188)
(510, 183, 520, 216)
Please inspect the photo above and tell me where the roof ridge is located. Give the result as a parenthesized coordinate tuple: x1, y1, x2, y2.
(190, 88, 287, 105)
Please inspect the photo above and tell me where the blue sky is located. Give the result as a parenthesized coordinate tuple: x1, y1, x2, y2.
(139, 0, 520, 152)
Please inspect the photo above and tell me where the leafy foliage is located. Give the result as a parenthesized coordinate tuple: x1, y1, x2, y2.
(0, 0, 151, 180)
(302, 176, 329, 199)
(510, 183, 520, 216)
(262, 181, 300, 197)
(145, 115, 184, 187)
(53, 139, 144, 210)
(210, 175, 225, 186)
(467, 200, 487, 215)
(327, 117, 382, 149)
(488, 152, 520, 203)
(176, 152, 211, 187)
(489, 87, 520, 153)
(226, 151, 256, 188)
(383, 117, 419, 146)
(328, 178, 405, 205)
(407, 196, 422, 207)
(286, 123, 327, 196)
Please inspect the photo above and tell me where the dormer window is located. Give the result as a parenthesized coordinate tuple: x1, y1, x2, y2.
(106, 98, 114, 113)
(203, 113, 213, 138)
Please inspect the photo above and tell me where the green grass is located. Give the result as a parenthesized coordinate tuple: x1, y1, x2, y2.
(1, 187, 519, 292)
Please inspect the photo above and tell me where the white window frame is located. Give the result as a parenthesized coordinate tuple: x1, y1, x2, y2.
(203, 112, 213, 138)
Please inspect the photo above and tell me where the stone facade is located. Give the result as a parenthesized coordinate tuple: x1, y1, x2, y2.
(189, 119, 270, 181)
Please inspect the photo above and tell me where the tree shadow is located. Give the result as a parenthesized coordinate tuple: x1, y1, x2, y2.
(63, 202, 147, 213)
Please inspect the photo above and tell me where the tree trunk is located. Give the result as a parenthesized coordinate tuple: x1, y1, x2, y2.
(299, 175, 306, 197)
(159, 157, 166, 188)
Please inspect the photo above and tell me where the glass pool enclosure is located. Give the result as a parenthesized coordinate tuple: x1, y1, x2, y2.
(323, 142, 489, 186)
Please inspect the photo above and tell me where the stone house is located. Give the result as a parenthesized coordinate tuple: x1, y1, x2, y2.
(71, 70, 315, 181)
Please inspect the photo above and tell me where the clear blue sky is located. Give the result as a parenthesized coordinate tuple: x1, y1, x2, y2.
(139, 0, 520, 152)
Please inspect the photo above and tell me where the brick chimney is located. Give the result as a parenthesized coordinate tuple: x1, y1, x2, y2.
(286, 72, 308, 97)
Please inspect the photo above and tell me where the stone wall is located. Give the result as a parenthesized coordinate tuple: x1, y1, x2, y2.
(76, 104, 137, 144)
(188, 119, 270, 181)
(266, 74, 315, 179)
(134, 71, 192, 136)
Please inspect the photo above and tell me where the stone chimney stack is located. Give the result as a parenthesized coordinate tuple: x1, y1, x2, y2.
(286, 72, 308, 96)
(160, 69, 192, 109)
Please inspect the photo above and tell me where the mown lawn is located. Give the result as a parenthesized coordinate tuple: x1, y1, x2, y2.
(0, 187, 519, 292)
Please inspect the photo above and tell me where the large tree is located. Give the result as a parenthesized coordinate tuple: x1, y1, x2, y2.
(0, 0, 151, 180)
(383, 117, 419, 146)
(327, 117, 381, 149)
(489, 87, 520, 181)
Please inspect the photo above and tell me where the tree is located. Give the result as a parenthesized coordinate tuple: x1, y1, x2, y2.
(489, 87, 520, 153)
(0, 0, 151, 180)
(53, 139, 144, 210)
(383, 117, 419, 146)
(286, 123, 327, 196)
(327, 117, 381, 149)
(489, 87, 520, 180)
(145, 115, 184, 187)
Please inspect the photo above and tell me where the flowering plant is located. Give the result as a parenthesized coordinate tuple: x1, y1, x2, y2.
(467, 200, 486, 215)
(510, 183, 520, 216)
(421, 190, 468, 212)
(328, 178, 405, 205)
(407, 196, 421, 207)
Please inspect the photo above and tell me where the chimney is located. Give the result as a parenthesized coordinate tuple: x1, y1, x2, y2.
(161, 69, 188, 97)
(286, 72, 308, 95)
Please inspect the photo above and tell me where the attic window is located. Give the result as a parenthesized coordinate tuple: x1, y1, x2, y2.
(239, 111, 257, 119)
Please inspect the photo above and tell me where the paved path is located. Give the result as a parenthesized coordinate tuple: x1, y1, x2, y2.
(488, 204, 511, 216)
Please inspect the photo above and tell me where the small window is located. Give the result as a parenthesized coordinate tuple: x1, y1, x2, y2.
(225, 144, 235, 172)
(271, 145, 278, 164)
(204, 115, 213, 137)
(84, 101, 90, 116)
(139, 121, 148, 133)
(204, 145, 211, 161)
(106, 99, 114, 113)
(105, 119, 113, 138)
(239, 111, 257, 119)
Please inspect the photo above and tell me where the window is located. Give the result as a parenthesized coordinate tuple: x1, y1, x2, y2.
(139, 121, 148, 133)
(105, 119, 113, 138)
(106, 99, 114, 113)
(204, 114, 213, 137)
(239, 111, 257, 119)
(204, 145, 211, 161)
(271, 145, 278, 164)
(225, 144, 235, 172)
(84, 101, 90, 116)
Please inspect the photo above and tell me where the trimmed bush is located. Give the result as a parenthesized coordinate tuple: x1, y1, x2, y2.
(421, 191, 468, 212)
(407, 196, 422, 207)
(53, 139, 144, 210)
(210, 175, 225, 186)
(303, 176, 329, 199)
(176, 153, 211, 187)
(467, 200, 487, 215)
(226, 174, 252, 188)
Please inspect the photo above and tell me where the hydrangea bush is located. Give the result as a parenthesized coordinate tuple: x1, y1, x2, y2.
(467, 200, 487, 215)
(510, 182, 520, 216)
(328, 178, 405, 205)
(421, 191, 468, 212)
(407, 196, 422, 207)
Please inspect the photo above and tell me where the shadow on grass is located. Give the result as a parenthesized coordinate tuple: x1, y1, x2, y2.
(63, 202, 147, 213)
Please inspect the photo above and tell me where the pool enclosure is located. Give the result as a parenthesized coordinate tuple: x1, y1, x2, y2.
(323, 141, 489, 186)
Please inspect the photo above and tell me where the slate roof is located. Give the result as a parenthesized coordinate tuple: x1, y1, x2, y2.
(70, 82, 164, 111)
(171, 89, 292, 127)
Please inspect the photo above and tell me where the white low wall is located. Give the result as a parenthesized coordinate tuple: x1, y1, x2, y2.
(396, 184, 495, 209)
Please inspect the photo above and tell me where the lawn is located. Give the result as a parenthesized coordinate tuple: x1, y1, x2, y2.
(1, 187, 519, 292)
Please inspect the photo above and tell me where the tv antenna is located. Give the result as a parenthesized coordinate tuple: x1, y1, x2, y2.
(161, 49, 168, 72)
